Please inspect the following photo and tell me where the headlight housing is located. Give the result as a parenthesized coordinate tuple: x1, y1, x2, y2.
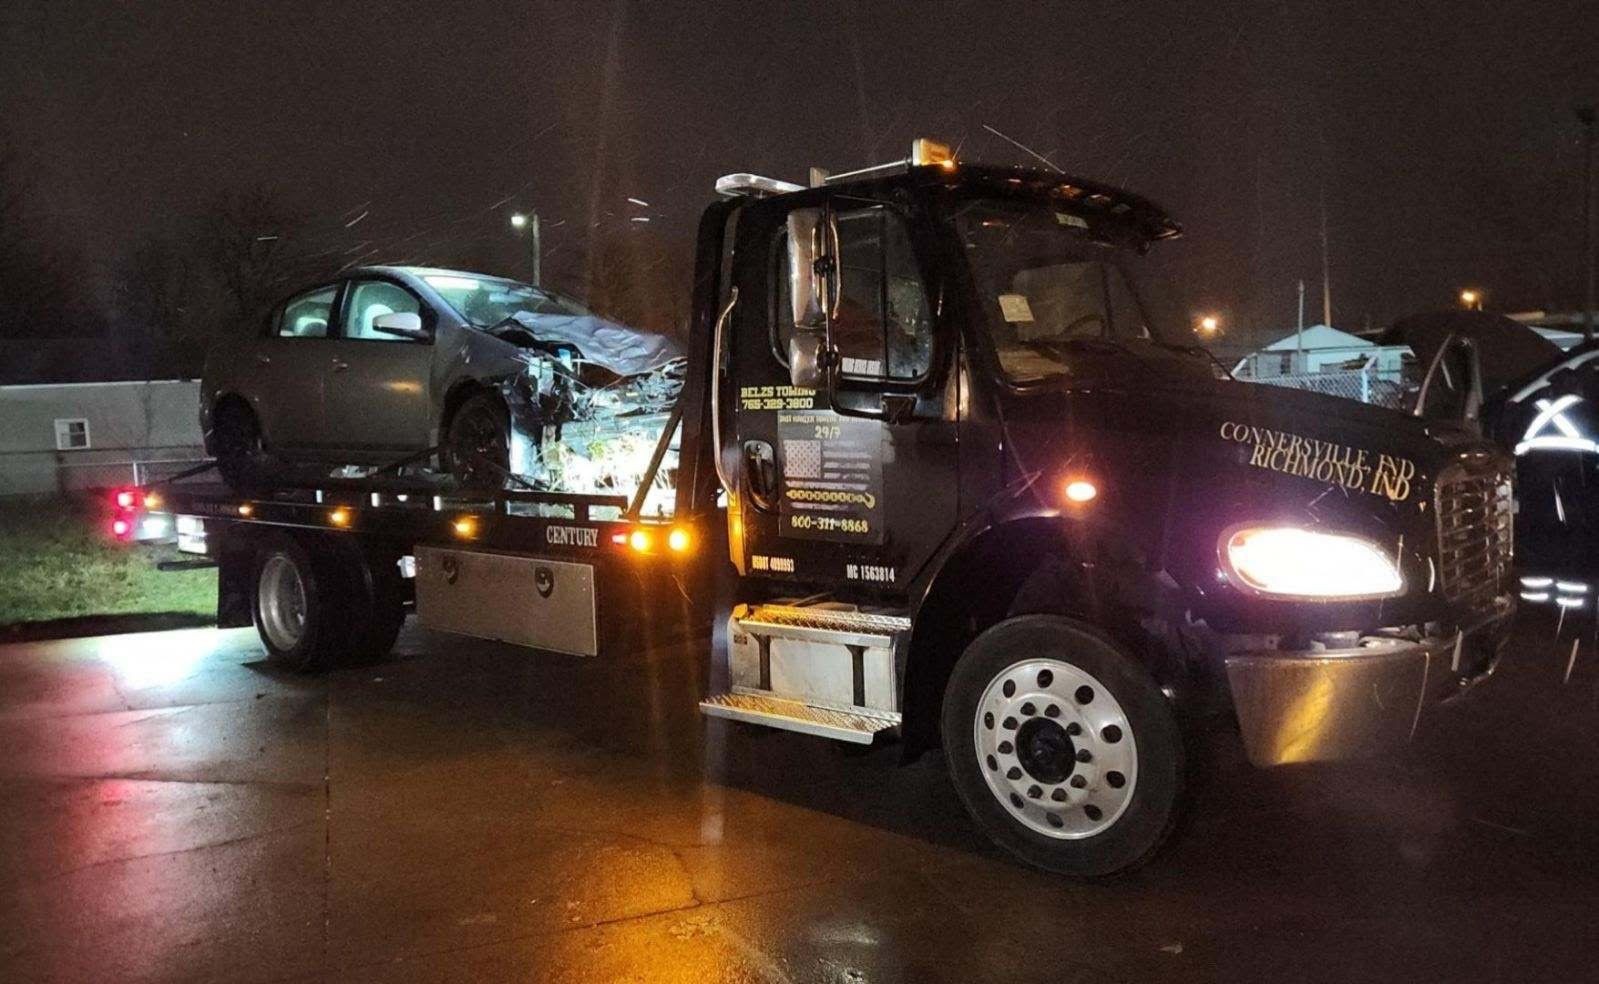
(1221, 526, 1404, 600)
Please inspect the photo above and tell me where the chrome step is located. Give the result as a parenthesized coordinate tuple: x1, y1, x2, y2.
(699, 692, 900, 744)
(736, 603, 911, 646)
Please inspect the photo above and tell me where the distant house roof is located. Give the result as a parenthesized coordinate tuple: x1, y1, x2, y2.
(1258, 324, 1375, 351)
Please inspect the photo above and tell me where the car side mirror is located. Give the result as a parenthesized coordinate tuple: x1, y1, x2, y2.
(371, 311, 428, 341)
(788, 331, 825, 389)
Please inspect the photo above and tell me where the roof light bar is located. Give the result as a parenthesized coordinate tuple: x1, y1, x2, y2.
(714, 173, 805, 198)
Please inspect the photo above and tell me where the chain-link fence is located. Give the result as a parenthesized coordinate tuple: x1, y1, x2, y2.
(1234, 363, 1413, 411)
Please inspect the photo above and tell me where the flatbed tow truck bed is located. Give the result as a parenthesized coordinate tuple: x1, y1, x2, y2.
(121, 473, 705, 661)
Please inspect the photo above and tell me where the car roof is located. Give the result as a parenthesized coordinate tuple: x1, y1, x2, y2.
(349, 265, 519, 284)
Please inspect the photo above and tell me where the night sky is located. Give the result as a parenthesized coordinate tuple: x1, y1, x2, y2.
(4, 0, 1596, 348)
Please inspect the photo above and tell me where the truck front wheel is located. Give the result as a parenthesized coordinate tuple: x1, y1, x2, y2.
(941, 615, 1183, 877)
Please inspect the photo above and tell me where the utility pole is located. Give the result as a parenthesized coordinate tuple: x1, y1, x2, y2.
(1319, 186, 1333, 328)
(1296, 279, 1306, 372)
(1579, 104, 1596, 343)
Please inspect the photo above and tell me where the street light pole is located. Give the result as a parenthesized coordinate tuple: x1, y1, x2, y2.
(510, 211, 542, 287)
(1579, 105, 1596, 343)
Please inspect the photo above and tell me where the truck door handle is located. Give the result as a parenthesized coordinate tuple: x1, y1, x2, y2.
(331, 359, 350, 373)
(255, 354, 271, 366)
(741, 440, 777, 511)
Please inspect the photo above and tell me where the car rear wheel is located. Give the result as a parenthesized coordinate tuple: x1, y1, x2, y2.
(212, 402, 271, 490)
(444, 392, 510, 493)
(941, 614, 1184, 877)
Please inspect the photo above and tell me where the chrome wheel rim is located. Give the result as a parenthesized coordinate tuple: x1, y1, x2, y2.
(258, 553, 308, 651)
(973, 657, 1138, 839)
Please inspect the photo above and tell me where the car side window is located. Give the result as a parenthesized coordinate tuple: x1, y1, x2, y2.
(343, 280, 425, 342)
(277, 285, 337, 338)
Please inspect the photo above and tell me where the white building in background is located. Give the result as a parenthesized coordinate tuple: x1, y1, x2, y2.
(0, 379, 206, 496)
(1231, 324, 1409, 379)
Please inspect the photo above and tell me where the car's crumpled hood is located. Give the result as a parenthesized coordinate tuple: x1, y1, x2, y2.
(503, 312, 684, 376)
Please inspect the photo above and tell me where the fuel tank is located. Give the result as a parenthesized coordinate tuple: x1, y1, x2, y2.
(997, 361, 1514, 634)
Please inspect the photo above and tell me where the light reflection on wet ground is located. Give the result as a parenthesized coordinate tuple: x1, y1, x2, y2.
(0, 617, 1596, 983)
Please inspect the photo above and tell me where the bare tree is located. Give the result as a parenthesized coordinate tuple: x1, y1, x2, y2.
(0, 144, 89, 340)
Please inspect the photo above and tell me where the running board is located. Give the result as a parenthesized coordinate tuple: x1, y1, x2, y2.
(702, 602, 910, 743)
(699, 692, 900, 744)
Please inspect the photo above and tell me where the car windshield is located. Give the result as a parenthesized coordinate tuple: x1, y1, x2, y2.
(956, 198, 1174, 383)
(423, 274, 590, 326)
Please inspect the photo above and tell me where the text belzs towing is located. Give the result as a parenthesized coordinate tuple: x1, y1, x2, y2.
(125, 138, 1514, 877)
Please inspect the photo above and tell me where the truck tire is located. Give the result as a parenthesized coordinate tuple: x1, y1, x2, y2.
(250, 533, 351, 672)
(336, 540, 407, 661)
(941, 614, 1183, 877)
(444, 392, 510, 493)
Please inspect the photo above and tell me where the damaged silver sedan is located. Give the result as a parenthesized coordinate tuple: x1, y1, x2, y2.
(201, 266, 685, 506)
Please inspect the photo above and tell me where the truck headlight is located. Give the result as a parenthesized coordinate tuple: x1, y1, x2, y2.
(1221, 526, 1403, 600)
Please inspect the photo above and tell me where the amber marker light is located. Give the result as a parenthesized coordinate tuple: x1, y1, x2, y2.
(1064, 479, 1099, 504)
(238, 503, 254, 517)
(142, 492, 163, 509)
(452, 516, 479, 539)
(328, 507, 351, 527)
(629, 529, 653, 553)
(667, 527, 692, 553)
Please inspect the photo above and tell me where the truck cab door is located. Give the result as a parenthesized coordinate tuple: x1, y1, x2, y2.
(724, 196, 959, 595)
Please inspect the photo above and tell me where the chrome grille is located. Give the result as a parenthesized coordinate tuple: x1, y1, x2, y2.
(1434, 467, 1513, 613)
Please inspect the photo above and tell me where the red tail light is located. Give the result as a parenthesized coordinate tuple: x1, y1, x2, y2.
(114, 489, 137, 509)
(111, 518, 132, 539)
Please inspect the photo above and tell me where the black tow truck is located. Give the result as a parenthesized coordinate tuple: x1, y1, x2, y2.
(124, 140, 1514, 875)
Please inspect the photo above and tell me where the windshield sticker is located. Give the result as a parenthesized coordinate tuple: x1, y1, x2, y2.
(1219, 421, 1416, 502)
(841, 356, 883, 375)
(1055, 212, 1089, 229)
(998, 294, 1035, 323)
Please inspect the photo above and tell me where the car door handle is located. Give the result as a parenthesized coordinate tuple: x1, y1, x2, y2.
(331, 359, 350, 373)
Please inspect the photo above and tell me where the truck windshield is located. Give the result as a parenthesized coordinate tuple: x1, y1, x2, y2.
(956, 199, 1170, 383)
(423, 274, 590, 326)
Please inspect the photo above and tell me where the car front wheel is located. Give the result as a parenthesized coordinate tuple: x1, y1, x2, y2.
(444, 392, 511, 493)
(941, 614, 1184, 877)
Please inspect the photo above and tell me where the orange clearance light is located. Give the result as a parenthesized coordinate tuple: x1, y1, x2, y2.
(142, 492, 163, 510)
(452, 516, 478, 539)
(237, 503, 254, 517)
(611, 531, 629, 546)
(328, 507, 351, 527)
(115, 489, 136, 509)
(628, 529, 653, 553)
(1064, 479, 1098, 504)
(667, 527, 692, 553)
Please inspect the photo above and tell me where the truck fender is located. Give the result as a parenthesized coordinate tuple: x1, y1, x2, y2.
(899, 512, 1166, 755)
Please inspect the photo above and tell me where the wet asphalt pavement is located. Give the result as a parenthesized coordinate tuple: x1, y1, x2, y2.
(1, 613, 1597, 984)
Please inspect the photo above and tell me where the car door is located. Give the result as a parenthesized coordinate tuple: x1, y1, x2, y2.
(320, 276, 435, 454)
(725, 195, 960, 594)
(251, 283, 339, 451)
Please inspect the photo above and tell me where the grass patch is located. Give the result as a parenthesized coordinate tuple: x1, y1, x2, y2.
(0, 494, 215, 628)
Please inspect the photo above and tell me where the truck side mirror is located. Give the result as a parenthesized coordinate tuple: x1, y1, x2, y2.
(789, 331, 825, 389)
(787, 208, 829, 328)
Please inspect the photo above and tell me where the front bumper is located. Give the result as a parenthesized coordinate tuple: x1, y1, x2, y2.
(1225, 608, 1510, 767)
